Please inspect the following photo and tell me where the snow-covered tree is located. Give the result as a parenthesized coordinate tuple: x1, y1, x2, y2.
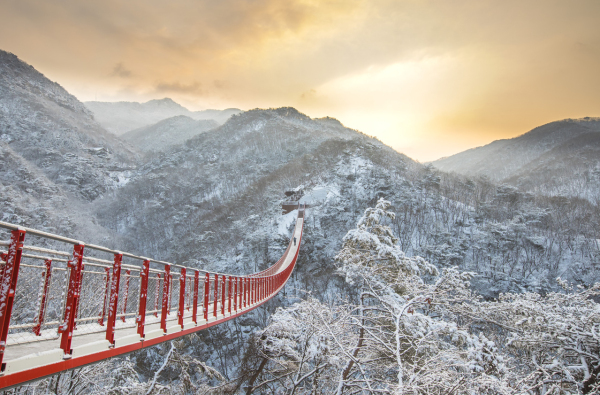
(246, 199, 600, 394)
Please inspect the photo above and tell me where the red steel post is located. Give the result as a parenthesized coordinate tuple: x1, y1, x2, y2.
(221, 276, 226, 316)
(168, 273, 173, 315)
(137, 260, 150, 338)
(0, 229, 26, 367)
(106, 253, 122, 345)
(178, 268, 186, 328)
(33, 259, 52, 336)
(233, 277, 238, 312)
(98, 267, 110, 326)
(154, 273, 161, 317)
(203, 273, 209, 321)
(237, 278, 241, 309)
(243, 278, 247, 308)
(241, 278, 244, 308)
(160, 265, 171, 333)
(192, 270, 199, 324)
(213, 274, 218, 317)
(121, 269, 131, 322)
(59, 244, 85, 357)
(228, 276, 232, 314)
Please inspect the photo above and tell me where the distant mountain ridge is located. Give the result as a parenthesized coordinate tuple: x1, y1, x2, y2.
(432, 117, 600, 199)
(85, 98, 241, 135)
(121, 115, 219, 153)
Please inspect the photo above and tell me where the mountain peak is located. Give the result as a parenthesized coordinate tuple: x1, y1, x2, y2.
(145, 97, 185, 108)
(316, 116, 344, 128)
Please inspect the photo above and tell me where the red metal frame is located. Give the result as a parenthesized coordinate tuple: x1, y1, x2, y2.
(0, 281, 295, 389)
(213, 274, 218, 318)
(168, 273, 173, 315)
(0, 229, 26, 369)
(242, 277, 248, 308)
(228, 276, 232, 314)
(0, 208, 306, 389)
(106, 253, 122, 345)
(59, 244, 85, 357)
(221, 275, 226, 316)
(178, 268, 186, 328)
(33, 259, 52, 336)
(233, 277, 238, 312)
(203, 273, 209, 321)
(137, 260, 150, 338)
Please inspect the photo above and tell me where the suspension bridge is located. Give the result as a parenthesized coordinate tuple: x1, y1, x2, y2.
(0, 205, 305, 389)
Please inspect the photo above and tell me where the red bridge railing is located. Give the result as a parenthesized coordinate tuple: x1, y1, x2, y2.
(0, 205, 305, 389)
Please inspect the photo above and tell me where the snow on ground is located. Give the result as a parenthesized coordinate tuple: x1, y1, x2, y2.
(277, 209, 298, 237)
(299, 186, 338, 206)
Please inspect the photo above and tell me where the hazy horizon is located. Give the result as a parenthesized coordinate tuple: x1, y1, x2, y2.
(2, 0, 599, 161)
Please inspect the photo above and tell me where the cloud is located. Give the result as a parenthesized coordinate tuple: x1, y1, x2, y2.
(1, 0, 599, 160)
(154, 81, 204, 95)
(300, 89, 316, 101)
(111, 62, 132, 78)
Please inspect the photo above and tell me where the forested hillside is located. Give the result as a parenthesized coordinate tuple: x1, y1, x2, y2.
(433, 118, 600, 201)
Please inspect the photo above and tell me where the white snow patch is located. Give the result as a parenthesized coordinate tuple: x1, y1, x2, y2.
(299, 186, 338, 205)
(277, 210, 297, 237)
(115, 172, 131, 187)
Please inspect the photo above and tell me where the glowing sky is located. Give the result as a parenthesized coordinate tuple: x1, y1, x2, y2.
(1, 0, 599, 161)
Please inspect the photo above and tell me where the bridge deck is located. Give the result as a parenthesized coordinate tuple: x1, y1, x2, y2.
(0, 213, 304, 389)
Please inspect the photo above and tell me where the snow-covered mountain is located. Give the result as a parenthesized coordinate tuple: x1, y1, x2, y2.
(0, 50, 136, 207)
(85, 98, 241, 135)
(95, 107, 412, 269)
(3, 48, 600, 393)
(432, 118, 600, 199)
(122, 115, 218, 152)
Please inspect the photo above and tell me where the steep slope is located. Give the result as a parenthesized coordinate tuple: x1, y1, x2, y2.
(85, 98, 241, 134)
(432, 117, 600, 199)
(504, 131, 600, 199)
(95, 107, 413, 271)
(122, 115, 218, 152)
(0, 50, 136, 202)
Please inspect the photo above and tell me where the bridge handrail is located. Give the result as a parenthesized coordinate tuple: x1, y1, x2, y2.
(0, 208, 305, 389)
